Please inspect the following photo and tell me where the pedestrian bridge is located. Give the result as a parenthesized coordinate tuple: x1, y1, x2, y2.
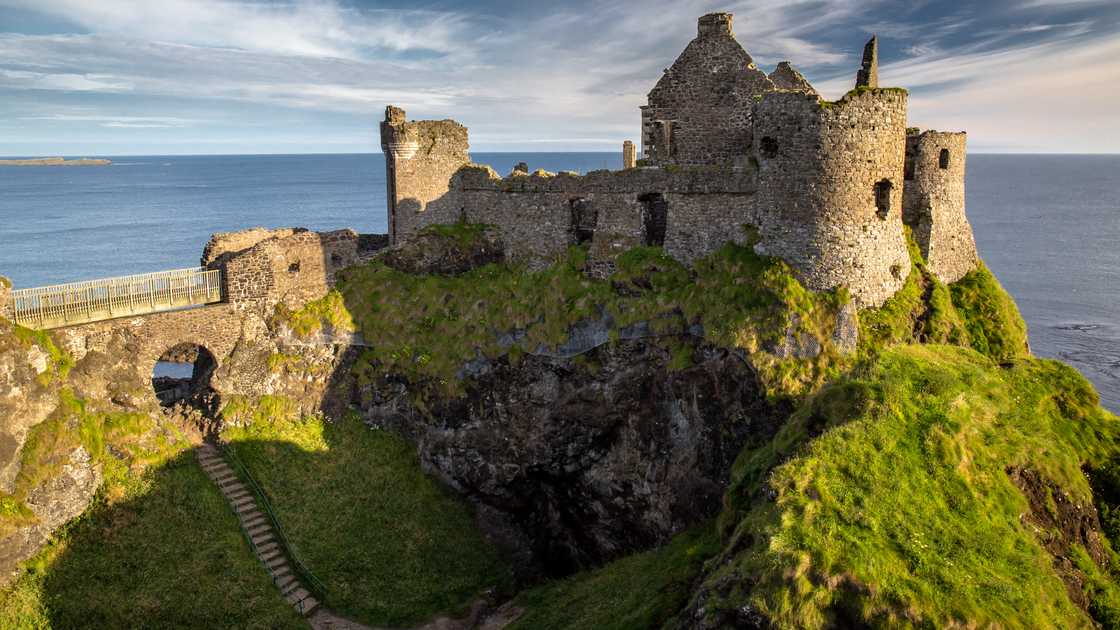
(9, 267, 223, 329)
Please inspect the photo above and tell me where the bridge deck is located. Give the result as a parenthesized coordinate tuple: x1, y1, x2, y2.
(9, 267, 223, 329)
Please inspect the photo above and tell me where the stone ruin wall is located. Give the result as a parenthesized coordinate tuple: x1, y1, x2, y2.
(751, 88, 912, 307)
(641, 13, 773, 167)
(0, 276, 9, 320)
(903, 131, 977, 283)
(205, 227, 381, 312)
(380, 106, 470, 244)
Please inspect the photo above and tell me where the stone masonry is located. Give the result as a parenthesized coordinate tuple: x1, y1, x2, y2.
(378, 13, 978, 307)
(904, 130, 978, 283)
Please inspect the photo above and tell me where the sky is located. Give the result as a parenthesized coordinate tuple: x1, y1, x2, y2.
(0, 0, 1117, 155)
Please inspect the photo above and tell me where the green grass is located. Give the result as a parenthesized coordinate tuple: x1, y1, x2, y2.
(508, 523, 720, 630)
(0, 450, 302, 629)
(702, 345, 1120, 628)
(320, 231, 850, 401)
(220, 398, 513, 627)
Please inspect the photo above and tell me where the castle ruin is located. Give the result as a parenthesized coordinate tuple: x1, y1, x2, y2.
(380, 12, 979, 308)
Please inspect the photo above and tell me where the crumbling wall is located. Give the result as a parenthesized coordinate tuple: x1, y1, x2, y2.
(0, 276, 9, 319)
(903, 131, 977, 283)
(201, 227, 300, 266)
(641, 13, 774, 167)
(768, 62, 819, 96)
(380, 106, 470, 244)
(752, 88, 911, 307)
(442, 165, 758, 270)
(212, 228, 368, 310)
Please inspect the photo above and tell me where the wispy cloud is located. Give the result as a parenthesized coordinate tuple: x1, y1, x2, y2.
(0, 0, 1117, 153)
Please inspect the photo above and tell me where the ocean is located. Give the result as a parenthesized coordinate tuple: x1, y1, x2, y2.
(0, 153, 1116, 411)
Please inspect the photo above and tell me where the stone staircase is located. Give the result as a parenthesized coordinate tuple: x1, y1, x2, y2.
(195, 442, 320, 616)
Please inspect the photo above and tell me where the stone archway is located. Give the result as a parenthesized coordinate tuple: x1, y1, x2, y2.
(152, 342, 220, 422)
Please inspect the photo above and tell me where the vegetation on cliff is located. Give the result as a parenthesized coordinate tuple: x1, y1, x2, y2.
(694, 345, 1119, 628)
(220, 397, 512, 626)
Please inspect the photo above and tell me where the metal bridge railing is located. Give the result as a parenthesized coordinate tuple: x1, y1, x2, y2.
(10, 267, 223, 329)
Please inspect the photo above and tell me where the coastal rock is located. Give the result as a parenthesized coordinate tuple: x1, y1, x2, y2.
(356, 337, 785, 575)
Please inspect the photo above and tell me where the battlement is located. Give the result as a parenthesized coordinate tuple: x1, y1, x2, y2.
(377, 13, 978, 308)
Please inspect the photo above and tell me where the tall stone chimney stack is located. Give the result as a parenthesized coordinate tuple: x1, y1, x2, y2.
(697, 13, 733, 38)
(856, 35, 879, 88)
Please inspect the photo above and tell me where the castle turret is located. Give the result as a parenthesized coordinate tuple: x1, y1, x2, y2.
(752, 88, 911, 307)
(380, 106, 470, 243)
(903, 130, 978, 283)
(641, 13, 773, 167)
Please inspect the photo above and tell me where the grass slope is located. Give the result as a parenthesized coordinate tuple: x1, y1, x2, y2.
(705, 345, 1120, 628)
(507, 524, 720, 630)
(221, 398, 513, 627)
(0, 450, 301, 629)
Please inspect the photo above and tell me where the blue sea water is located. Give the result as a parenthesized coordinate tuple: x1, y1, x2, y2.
(0, 153, 1116, 411)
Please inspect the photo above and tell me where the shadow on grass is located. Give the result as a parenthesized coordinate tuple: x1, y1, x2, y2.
(222, 413, 514, 628)
(2, 449, 303, 630)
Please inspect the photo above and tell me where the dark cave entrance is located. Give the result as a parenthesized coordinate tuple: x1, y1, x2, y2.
(152, 343, 219, 419)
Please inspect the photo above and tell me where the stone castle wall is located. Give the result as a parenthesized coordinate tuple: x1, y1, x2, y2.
(641, 13, 773, 167)
(212, 227, 377, 311)
(378, 12, 980, 309)
(387, 159, 758, 271)
(0, 277, 9, 319)
(903, 131, 977, 283)
(380, 106, 470, 244)
(751, 88, 912, 307)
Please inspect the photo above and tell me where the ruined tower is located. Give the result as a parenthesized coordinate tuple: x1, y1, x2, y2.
(380, 106, 470, 244)
(752, 87, 912, 307)
(903, 131, 978, 283)
(856, 36, 878, 88)
(640, 13, 773, 166)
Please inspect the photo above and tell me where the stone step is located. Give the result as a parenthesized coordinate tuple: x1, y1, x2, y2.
(211, 469, 236, 481)
(298, 596, 320, 616)
(234, 501, 258, 515)
(286, 587, 311, 608)
(271, 565, 292, 581)
(247, 523, 272, 538)
(231, 495, 256, 509)
(259, 547, 284, 564)
(265, 555, 287, 571)
(275, 574, 298, 594)
(242, 515, 268, 530)
(256, 541, 280, 556)
(251, 531, 275, 547)
(225, 489, 251, 503)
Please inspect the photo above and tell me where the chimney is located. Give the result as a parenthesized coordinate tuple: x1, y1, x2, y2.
(855, 36, 878, 88)
(698, 13, 733, 38)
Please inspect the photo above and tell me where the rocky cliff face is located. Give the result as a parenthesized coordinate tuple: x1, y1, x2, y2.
(355, 337, 784, 575)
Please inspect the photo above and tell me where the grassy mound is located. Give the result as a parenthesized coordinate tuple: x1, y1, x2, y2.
(701, 345, 1120, 628)
(220, 397, 513, 627)
(0, 449, 301, 629)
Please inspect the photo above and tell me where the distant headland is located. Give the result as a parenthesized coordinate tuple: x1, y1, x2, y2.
(0, 157, 111, 166)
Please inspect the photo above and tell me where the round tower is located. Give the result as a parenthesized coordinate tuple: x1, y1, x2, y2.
(903, 130, 977, 283)
(751, 88, 912, 308)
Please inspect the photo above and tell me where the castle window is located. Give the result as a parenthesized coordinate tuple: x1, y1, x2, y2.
(638, 193, 669, 247)
(569, 198, 597, 245)
(874, 180, 893, 219)
(288, 261, 301, 273)
(760, 136, 779, 159)
(939, 149, 950, 169)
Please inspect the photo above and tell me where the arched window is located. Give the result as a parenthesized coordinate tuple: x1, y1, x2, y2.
(874, 179, 893, 219)
(153, 343, 217, 412)
(939, 149, 950, 169)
